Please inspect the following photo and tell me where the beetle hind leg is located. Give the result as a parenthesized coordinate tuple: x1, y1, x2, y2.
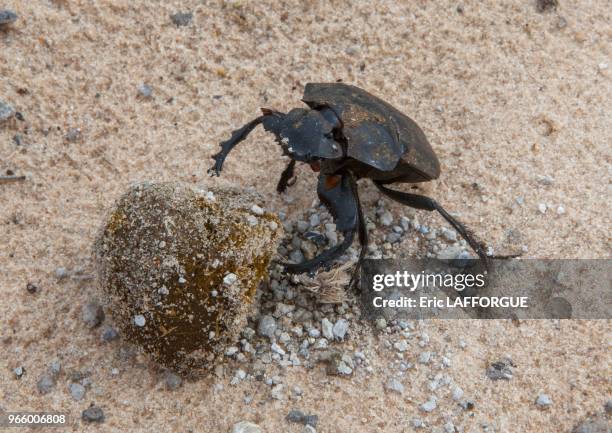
(374, 182, 490, 265)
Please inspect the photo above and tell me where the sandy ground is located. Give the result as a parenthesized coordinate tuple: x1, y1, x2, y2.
(1, 0, 610, 432)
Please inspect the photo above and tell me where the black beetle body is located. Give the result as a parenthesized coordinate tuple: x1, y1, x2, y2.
(210, 83, 491, 274)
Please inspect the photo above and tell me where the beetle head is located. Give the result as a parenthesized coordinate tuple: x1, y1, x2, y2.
(262, 108, 343, 162)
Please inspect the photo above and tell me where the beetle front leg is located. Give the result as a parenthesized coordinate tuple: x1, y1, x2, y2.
(208, 115, 265, 177)
(276, 159, 296, 193)
(281, 172, 359, 274)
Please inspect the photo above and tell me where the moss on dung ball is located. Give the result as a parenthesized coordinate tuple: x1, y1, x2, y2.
(94, 182, 282, 373)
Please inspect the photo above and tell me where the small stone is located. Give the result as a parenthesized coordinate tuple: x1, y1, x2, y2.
(441, 228, 457, 242)
(394, 340, 408, 352)
(303, 415, 318, 427)
(0, 101, 15, 123)
(69, 383, 86, 401)
(242, 327, 256, 340)
(286, 410, 305, 423)
(246, 215, 258, 226)
(230, 369, 246, 385)
(418, 351, 431, 364)
(271, 384, 285, 400)
(225, 346, 239, 356)
(223, 273, 238, 286)
(137, 83, 153, 98)
(538, 203, 547, 214)
(296, 220, 309, 233)
(536, 0, 558, 13)
(605, 400, 612, 414)
(0, 10, 18, 26)
(487, 358, 514, 380)
(55, 267, 69, 279)
(257, 315, 277, 338)
(82, 302, 105, 328)
(303, 426, 317, 433)
(308, 328, 320, 338)
(536, 393, 552, 408)
(314, 338, 328, 350)
(290, 249, 305, 263)
(375, 318, 387, 330)
(326, 352, 354, 376)
(251, 204, 264, 215)
(536, 174, 555, 185)
(81, 406, 105, 423)
(26, 282, 39, 294)
(133, 314, 146, 327)
(420, 397, 437, 412)
(231, 421, 262, 433)
(444, 422, 456, 433)
(48, 361, 61, 378)
(170, 11, 193, 26)
(65, 128, 81, 143)
(460, 400, 475, 411)
(325, 229, 338, 245)
(321, 318, 333, 340)
(332, 319, 349, 341)
(556, 16, 568, 29)
(412, 418, 424, 428)
(386, 232, 401, 244)
(309, 213, 320, 228)
(385, 378, 404, 394)
(164, 371, 182, 390)
(380, 211, 393, 226)
(451, 386, 464, 401)
(14, 366, 24, 378)
(571, 415, 610, 433)
(37, 374, 56, 394)
(556, 206, 566, 215)
(271, 342, 286, 356)
(101, 326, 119, 342)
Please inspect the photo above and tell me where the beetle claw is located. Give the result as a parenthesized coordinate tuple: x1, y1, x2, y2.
(208, 153, 224, 177)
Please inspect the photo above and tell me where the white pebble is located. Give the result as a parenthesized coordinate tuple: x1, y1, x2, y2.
(452, 385, 464, 401)
(420, 397, 437, 412)
(321, 318, 333, 340)
(223, 273, 238, 286)
(536, 393, 552, 408)
(133, 314, 146, 327)
(385, 378, 404, 394)
(251, 204, 264, 215)
(418, 351, 432, 364)
(332, 319, 349, 341)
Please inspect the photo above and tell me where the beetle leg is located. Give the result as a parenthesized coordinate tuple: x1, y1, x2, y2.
(374, 182, 489, 266)
(281, 172, 359, 274)
(276, 159, 296, 193)
(345, 173, 368, 288)
(208, 115, 266, 177)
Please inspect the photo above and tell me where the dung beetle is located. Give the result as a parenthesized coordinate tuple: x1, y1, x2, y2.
(209, 83, 494, 274)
